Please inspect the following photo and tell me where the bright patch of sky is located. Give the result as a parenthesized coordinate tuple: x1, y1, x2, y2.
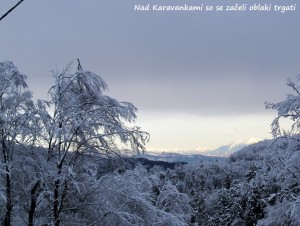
(136, 111, 275, 152)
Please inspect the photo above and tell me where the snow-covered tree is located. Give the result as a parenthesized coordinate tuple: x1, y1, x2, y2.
(89, 166, 191, 226)
(263, 76, 300, 225)
(156, 181, 192, 223)
(36, 60, 148, 225)
(0, 61, 35, 226)
(265, 77, 300, 137)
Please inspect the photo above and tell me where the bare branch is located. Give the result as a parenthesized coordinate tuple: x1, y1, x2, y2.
(0, 0, 25, 22)
(287, 78, 300, 96)
(77, 59, 83, 71)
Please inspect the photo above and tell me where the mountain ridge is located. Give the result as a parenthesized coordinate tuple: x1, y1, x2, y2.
(140, 138, 262, 163)
(199, 138, 261, 157)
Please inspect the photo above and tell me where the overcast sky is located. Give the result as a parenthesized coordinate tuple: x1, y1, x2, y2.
(1, 0, 300, 151)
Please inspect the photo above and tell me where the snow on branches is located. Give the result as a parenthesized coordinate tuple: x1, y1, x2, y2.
(266, 76, 300, 137)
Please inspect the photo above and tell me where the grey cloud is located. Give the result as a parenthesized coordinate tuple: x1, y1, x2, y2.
(0, 0, 299, 115)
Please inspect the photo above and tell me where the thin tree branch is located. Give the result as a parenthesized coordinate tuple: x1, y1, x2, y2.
(0, 0, 25, 22)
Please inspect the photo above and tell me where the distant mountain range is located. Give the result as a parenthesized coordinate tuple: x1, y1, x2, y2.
(197, 138, 260, 157)
(136, 152, 224, 164)
(138, 138, 261, 164)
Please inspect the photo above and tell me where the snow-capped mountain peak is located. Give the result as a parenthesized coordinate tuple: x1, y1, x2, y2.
(196, 138, 261, 157)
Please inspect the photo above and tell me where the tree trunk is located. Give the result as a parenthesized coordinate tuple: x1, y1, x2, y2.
(3, 167, 11, 226)
(2, 138, 11, 226)
(28, 181, 40, 226)
(53, 178, 60, 226)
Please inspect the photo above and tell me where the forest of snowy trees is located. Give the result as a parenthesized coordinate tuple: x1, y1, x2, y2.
(1, 61, 300, 226)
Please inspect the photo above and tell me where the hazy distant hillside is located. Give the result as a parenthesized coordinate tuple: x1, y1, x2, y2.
(141, 138, 262, 162)
(137, 151, 225, 164)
